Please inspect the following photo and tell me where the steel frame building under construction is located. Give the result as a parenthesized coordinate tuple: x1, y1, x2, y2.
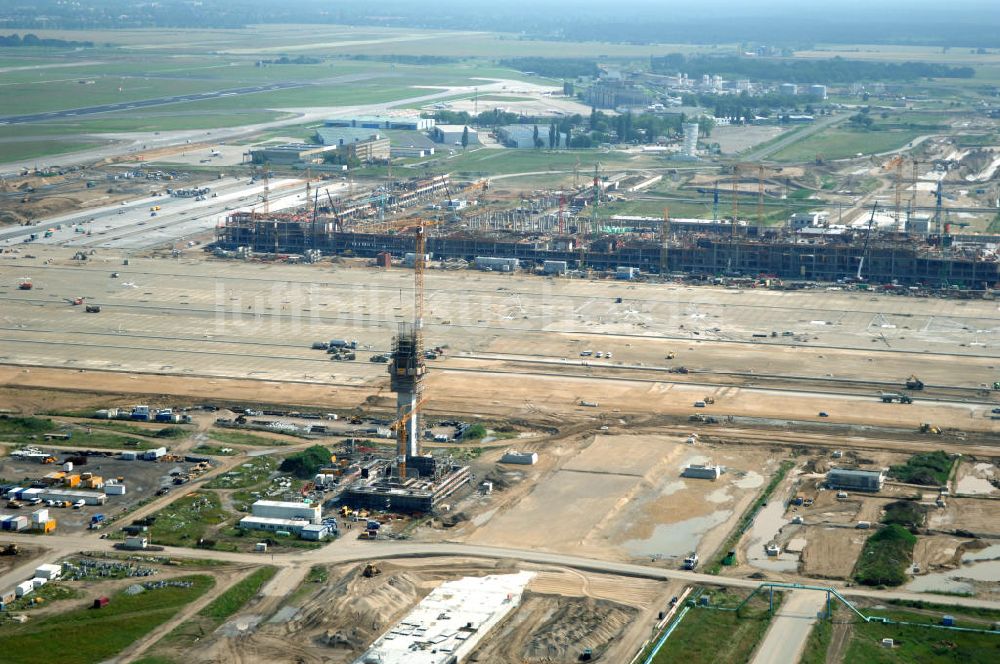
(214, 176, 1000, 288)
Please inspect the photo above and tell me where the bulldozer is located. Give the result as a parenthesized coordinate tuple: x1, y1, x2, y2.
(362, 562, 381, 578)
(919, 423, 941, 435)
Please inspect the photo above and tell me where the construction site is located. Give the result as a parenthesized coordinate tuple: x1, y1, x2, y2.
(213, 156, 1000, 289)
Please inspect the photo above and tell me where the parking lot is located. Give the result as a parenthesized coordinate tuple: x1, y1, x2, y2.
(0, 447, 207, 533)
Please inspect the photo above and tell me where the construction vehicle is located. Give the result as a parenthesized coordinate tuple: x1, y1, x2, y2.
(41, 456, 56, 464)
(666, 352, 676, 360)
(18, 278, 32, 290)
(682, 552, 699, 570)
(920, 423, 941, 434)
(0, 544, 18, 556)
(880, 392, 913, 404)
(703, 396, 715, 405)
(905, 375, 925, 391)
(85, 304, 101, 313)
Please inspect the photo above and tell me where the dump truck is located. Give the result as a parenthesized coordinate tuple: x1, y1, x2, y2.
(880, 392, 913, 404)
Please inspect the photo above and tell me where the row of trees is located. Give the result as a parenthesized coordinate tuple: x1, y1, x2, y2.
(651, 54, 974, 82)
(0, 33, 93, 47)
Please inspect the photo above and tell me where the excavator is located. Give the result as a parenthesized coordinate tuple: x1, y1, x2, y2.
(905, 375, 925, 391)
(362, 562, 381, 578)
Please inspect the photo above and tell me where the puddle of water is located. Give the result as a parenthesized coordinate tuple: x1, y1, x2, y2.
(745, 499, 794, 572)
(747, 553, 800, 573)
(706, 488, 732, 504)
(623, 510, 732, 558)
(905, 558, 1000, 595)
(734, 471, 764, 489)
(956, 476, 996, 495)
(747, 500, 790, 550)
(964, 543, 1000, 562)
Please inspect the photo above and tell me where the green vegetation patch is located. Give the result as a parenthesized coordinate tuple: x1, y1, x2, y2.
(199, 566, 276, 622)
(0, 575, 213, 664)
(146, 492, 231, 548)
(205, 456, 277, 489)
(461, 423, 487, 441)
(889, 451, 954, 486)
(279, 445, 332, 479)
(844, 607, 1000, 663)
(652, 589, 783, 664)
(770, 127, 926, 162)
(881, 500, 929, 528)
(150, 567, 276, 652)
(0, 415, 55, 436)
(800, 603, 837, 664)
(854, 525, 917, 587)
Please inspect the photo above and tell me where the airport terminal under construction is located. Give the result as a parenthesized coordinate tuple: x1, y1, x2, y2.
(214, 174, 1000, 288)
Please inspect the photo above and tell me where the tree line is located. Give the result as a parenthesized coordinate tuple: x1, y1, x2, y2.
(651, 54, 974, 83)
(0, 33, 93, 47)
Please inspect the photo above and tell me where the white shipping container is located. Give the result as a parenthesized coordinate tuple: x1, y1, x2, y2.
(34, 564, 61, 580)
(63, 462, 73, 472)
(105, 484, 126, 495)
(31, 577, 47, 589)
(31, 509, 49, 524)
(15, 581, 33, 597)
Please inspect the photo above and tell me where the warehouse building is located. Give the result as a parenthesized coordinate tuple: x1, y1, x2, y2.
(249, 143, 340, 165)
(431, 124, 478, 145)
(238, 515, 312, 535)
(500, 450, 538, 465)
(325, 114, 434, 131)
(39, 489, 106, 505)
(315, 127, 383, 147)
(497, 124, 567, 149)
(682, 463, 722, 480)
(249, 499, 321, 524)
(826, 468, 885, 492)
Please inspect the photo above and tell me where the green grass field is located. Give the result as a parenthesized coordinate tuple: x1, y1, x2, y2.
(0, 139, 103, 163)
(142, 567, 277, 655)
(770, 127, 928, 162)
(146, 492, 232, 548)
(843, 607, 1000, 663)
(0, 575, 214, 664)
(651, 590, 783, 664)
(204, 455, 277, 489)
